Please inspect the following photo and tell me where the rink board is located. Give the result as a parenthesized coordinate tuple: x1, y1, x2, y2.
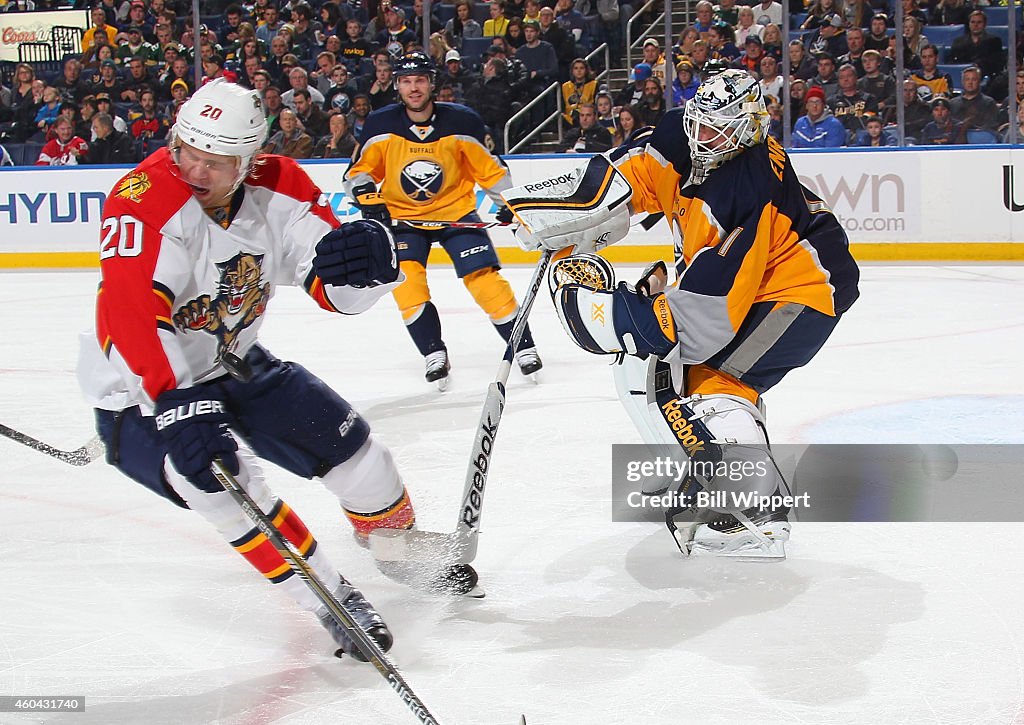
(2, 147, 1023, 267)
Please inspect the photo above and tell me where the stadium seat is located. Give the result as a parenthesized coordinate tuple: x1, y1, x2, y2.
(924, 25, 964, 48)
(982, 6, 1022, 26)
(790, 12, 808, 28)
(985, 25, 1010, 46)
(460, 36, 493, 66)
(472, 2, 490, 25)
(937, 63, 971, 89)
(966, 129, 999, 144)
(436, 3, 456, 24)
(14, 143, 43, 166)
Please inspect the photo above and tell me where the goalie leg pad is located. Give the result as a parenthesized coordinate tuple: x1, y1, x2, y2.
(555, 282, 677, 357)
(463, 267, 518, 322)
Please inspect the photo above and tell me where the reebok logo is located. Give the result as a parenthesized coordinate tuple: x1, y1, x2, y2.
(155, 400, 225, 430)
(523, 174, 573, 193)
(461, 415, 498, 529)
(659, 399, 706, 455)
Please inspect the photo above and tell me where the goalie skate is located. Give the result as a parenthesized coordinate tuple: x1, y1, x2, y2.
(424, 350, 450, 391)
(514, 346, 543, 381)
(688, 508, 791, 562)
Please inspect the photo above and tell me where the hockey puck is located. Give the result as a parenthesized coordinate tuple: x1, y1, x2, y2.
(435, 563, 482, 597)
(222, 352, 253, 383)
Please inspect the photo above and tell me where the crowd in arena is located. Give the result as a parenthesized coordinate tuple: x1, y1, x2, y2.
(0, 0, 1020, 165)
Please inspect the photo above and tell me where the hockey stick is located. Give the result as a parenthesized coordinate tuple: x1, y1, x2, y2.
(393, 220, 513, 229)
(369, 249, 556, 566)
(0, 423, 105, 466)
(208, 460, 482, 725)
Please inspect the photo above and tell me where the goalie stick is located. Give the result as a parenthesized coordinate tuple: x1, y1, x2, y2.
(0, 424, 105, 466)
(369, 248, 556, 566)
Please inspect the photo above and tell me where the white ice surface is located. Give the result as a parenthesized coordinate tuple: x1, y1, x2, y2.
(1, 264, 1023, 725)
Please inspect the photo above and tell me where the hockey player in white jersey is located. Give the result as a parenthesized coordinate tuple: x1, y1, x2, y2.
(77, 80, 474, 661)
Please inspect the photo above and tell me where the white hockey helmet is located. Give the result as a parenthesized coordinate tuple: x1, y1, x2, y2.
(169, 78, 268, 190)
(683, 69, 768, 182)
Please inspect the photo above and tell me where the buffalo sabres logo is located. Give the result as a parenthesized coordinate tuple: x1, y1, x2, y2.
(401, 159, 444, 202)
(115, 171, 151, 203)
(173, 252, 271, 365)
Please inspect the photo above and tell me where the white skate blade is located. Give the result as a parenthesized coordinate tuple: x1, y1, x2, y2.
(689, 539, 787, 562)
(435, 374, 450, 392)
(369, 528, 478, 564)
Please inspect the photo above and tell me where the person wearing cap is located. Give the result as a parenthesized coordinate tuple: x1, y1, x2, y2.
(91, 58, 126, 101)
(735, 33, 765, 75)
(792, 84, 846, 147)
(805, 11, 848, 59)
(640, 37, 666, 80)
(672, 58, 700, 104)
(437, 49, 476, 103)
(864, 13, 891, 53)
(91, 92, 129, 136)
(377, 4, 418, 59)
(164, 77, 191, 114)
(921, 95, 966, 144)
(616, 61, 650, 106)
(117, 25, 160, 66)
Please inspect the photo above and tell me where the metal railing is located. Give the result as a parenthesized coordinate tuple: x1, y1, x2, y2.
(625, 0, 662, 71)
(504, 42, 611, 154)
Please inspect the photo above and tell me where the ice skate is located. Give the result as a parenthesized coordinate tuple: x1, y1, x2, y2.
(318, 577, 394, 661)
(689, 506, 791, 562)
(424, 349, 450, 391)
(514, 346, 542, 382)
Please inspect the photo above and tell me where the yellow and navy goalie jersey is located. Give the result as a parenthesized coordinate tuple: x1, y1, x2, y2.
(343, 102, 512, 222)
(609, 108, 860, 365)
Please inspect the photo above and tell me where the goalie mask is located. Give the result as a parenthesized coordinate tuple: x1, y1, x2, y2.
(169, 79, 269, 193)
(682, 69, 767, 184)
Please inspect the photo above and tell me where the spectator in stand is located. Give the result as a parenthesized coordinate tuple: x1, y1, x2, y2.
(263, 84, 284, 134)
(921, 96, 966, 144)
(792, 85, 846, 147)
(951, 66, 1001, 136)
(92, 59, 125, 100)
(800, 0, 838, 30)
(325, 64, 357, 114)
(637, 77, 665, 125)
(640, 37, 667, 81)
(758, 53, 783, 103)
(809, 52, 839, 99)
(347, 92, 371, 141)
(261, 107, 313, 157)
(293, 88, 329, 137)
(339, 18, 375, 74)
(911, 44, 952, 99)
(53, 59, 90, 104)
(282, 66, 326, 109)
(595, 91, 615, 130)
(128, 88, 169, 139)
(560, 103, 612, 151)
(806, 13, 848, 60)
(714, 0, 739, 27)
(853, 115, 893, 146)
(693, 0, 715, 39)
(164, 78, 190, 115)
(445, 0, 483, 51)
(708, 21, 741, 62)
(378, 4, 417, 59)
(160, 58, 193, 101)
(83, 6, 118, 54)
(561, 57, 597, 125)
(504, 17, 525, 50)
(753, 0, 783, 27)
(885, 79, 932, 138)
(788, 39, 817, 81)
(949, 11, 1005, 79)
(86, 111, 137, 163)
(902, 16, 929, 58)
(34, 86, 63, 135)
(538, 6, 574, 79)
(122, 56, 156, 102)
(612, 103, 638, 145)
(857, 49, 894, 115)
(788, 77, 808, 127)
(367, 62, 397, 109)
(76, 96, 98, 140)
(484, 1, 510, 38)
(829, 63, 878, 143)
(319, 4, 345, 41)
(412, 0, 444, 39)
(93, 93, 128, 135)
(517, 19, 558, 91)
(202, 54, 240, 85)
(675, 26, 700, 59)
(735, 6, 764, 47)
(734, 34, 766, 76)
(36, 117, 89, 165)
(290, 3, 324, 60)
(438, 50, 477, 103)
(672, 59, 700, 105)
(554, 0, 590, 53)
(313, 111, 357, 157)
(838, 26, 865, 77)
(265, 34, 293, 83)
(931, 0, 972, 28)
(123, 2, 154, 42)
(464, 56, 515, 148)
(222, 5, 249, 45)
(765, 100, 783, 141)
(117, 26, 159, 66)
(256, 5, 284, 46)
(309, 51, 338, 96)
(864, 13, 890, 53)
(616, 62, 650, 107)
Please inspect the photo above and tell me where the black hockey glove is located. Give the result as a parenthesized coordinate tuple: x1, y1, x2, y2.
(154, 386, 238, 493)
(351, 182, 391, 226)
(495, 205, 515, 224)
(313, 220, 400, 288)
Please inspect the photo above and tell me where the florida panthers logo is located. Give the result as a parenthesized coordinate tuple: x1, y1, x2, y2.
(400, 159, 444, 202)
(172, 252, 271, 364)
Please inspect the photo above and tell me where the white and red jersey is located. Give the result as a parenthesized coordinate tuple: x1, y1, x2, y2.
(35, 136, 88, 166)
(78, 148, 398, 412)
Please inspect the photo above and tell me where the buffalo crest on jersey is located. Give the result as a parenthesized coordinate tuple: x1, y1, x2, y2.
(173, 252, 271, 364)
(400, 159, 444, 201)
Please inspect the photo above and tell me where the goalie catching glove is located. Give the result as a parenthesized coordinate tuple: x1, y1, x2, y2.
(552, 257, 678, 358)
(313, 220, 400, 288)
(501, 154, 633, 254)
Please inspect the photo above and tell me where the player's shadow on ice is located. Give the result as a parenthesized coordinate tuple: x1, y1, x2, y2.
(459, 528, 924, 707)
